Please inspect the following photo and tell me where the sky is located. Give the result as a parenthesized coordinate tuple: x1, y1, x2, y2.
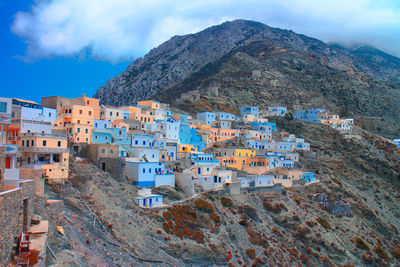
(1, 0, 400, 103)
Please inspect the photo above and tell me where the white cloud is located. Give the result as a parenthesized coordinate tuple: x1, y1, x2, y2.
(11, 0, 400, 61)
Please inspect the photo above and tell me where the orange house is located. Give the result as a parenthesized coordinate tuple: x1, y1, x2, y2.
(55, 104, 94, 144)
(243, 156, 271, 175)
(137, 100, 161, 109)
(19, 132, 69, 182)
(75, 94, 100, 120)
(209, 128, 239, 142)
(133, 111, 154, 123)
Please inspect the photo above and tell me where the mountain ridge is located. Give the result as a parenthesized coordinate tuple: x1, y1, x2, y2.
(94, 19, 400, 138)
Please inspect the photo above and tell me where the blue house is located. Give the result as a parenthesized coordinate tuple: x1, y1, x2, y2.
(239, 106, 258, 118)
(393, 139, 400, 147)
(251, 122, 276, 131)
(268, 106, 287, 116)
(131, 133, 156, 147)
(94, 119, 112, 129)
(191, 154, 220, 166)
(125, 160, 173, 187)
(179, 124, 206, 151)
(196, 112, 216, 125)
(302, 172, 317, 183)
(294, 109, 325, 123)
(215, 112, 236, 121)
(92, 128, 131, 145)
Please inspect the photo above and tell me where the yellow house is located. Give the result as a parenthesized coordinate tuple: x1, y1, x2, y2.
(178, 144, 198, 153)
(121, 106, 142, 116)
(214, 148, 256, 171)
(54, 104, 94, 143)
(137, 100, 161, 109)
(235, 149, 256, 157)
(19, 132, 69, 182)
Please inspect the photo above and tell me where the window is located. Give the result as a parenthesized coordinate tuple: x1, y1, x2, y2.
(77, 137, 80, 141)
(135, 140, 138, 145)
(87, 101, 90, 105)
(85, 129, 88, 133)
(102, 149, 105, 154)
(110, 149, 113, 154)
(89, 111, 92, 115)
(143, 141, 146, 145)
(143, 168, 145, 173)
(79, 110, 83, 114)
(42, 140, 47, 146)
(22, 140, 25, 146)
(57, 141, 61, 147)
(149, 168, 151, 173)
(77, 128, 80, 133)
(0, 102, 7, 113)
(77, 120, 81, 124)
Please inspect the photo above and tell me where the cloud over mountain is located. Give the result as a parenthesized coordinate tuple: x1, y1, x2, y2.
(11, 0, 400, 61)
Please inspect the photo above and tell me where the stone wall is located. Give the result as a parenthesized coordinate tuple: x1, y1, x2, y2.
(0, 146, 5, 186)
(0, 179, 34, 265)
(98, 158, 126, 182)
(241, 183, 282, 195)
(20, 168, 44, 197)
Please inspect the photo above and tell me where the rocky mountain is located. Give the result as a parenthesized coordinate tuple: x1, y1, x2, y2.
(95, 19, 400, 138)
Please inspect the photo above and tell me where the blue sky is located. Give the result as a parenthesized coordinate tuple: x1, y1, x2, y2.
(0, 0, 130, 103)
(1, 0, 400, 103)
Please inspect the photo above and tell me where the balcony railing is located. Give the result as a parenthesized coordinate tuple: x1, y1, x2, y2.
(19, 147, 70, 153)
(20, 132, 67, 139)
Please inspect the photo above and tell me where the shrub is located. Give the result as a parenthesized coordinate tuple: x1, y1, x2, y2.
(246, 228, 269, 248)
(374, 246, 389, 260)
(355, 237, 369, 250)
(306, 220, 316, 227)
(293, 226, 311, 240)
(239, 204, 258, 221)
(263, 200, 287, 213)
(252, 257, 264, 267)
(316, 217, 331, 230)
(209, 213, 220, 223)
(391, 249, 400, 261)
(162, 205, 205, 243)
(226, 251, 233, 261)
(195, 199, 214, 213)
(203, 192, 215, 201)
(246, 248, 256, 259)
(362, 252, 373, 264)
(221, 196, 233, 207)
(300, 252, 310, 263)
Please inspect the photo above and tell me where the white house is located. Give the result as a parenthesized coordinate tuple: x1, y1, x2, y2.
(134, 189, 163, 208)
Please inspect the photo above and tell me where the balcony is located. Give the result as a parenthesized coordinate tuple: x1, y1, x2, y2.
(19, 147, 70, 153)
(20, 132, 67, 139)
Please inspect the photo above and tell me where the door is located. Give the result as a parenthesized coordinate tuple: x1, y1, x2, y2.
(102, 162, 106, 171)
(5, 157, 11, 169)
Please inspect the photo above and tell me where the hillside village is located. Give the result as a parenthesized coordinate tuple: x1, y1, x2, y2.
(0, 95, 399, 265)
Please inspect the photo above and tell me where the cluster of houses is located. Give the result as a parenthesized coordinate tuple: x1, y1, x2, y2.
(1, 95, 364, 210)
(293, 108, 354, 133)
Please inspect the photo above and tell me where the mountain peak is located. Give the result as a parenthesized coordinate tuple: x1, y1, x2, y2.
(94, 20, 400, 129)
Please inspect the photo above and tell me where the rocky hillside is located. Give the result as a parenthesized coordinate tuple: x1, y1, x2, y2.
(95, 19, 400, 137)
